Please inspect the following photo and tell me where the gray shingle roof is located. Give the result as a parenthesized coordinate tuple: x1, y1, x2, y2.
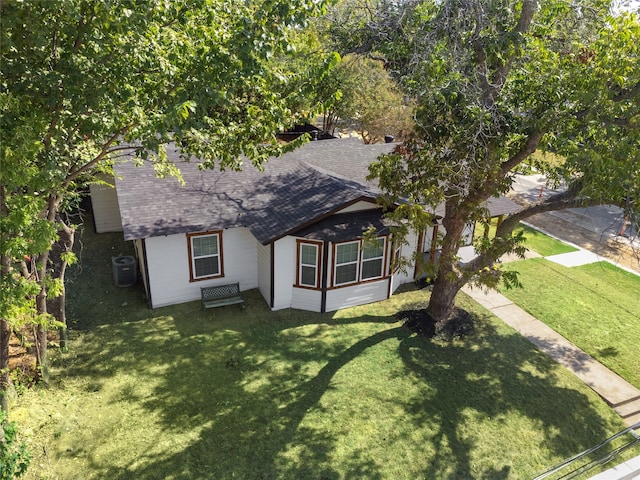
(485, 195, 520, 217)
(114, 138, 521, 244)
(295, 210, 395, 243)
(115, 138, 393, 243)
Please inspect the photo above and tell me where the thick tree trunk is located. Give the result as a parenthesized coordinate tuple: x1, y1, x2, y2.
(426, 203, 466, 325)
(0, 319, 13, 415)
(425, 186, 604, 328)
(426, 276, 464, 324)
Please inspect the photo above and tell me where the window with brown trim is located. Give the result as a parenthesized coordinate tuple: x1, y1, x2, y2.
(187, 231, 224, 281)
(296, 240, 322, 288)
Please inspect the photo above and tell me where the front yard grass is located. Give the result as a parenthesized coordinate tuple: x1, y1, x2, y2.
(500, 259, 640, 389)
(14, 288, 631, 480)
(10, 222, 633, 479)
(475, 221, 578, 257)
(515, 223, 578, 257)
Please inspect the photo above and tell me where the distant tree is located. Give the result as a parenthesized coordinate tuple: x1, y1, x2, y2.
(322, 55, 414, 143)
(0, 0, 330, 403)
(357, 0, 640, 330)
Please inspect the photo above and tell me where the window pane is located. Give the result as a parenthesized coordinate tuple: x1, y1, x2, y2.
(362, 259, 383, 279)
(301, 265, 316, 286)
(335, 263, 357, 284)
(301, 244, 317, 265)
(336, 243, 358, 263)
(195, 256, 219, 277)
(362, 238, 384, 259)
(193, 235, 218, 257)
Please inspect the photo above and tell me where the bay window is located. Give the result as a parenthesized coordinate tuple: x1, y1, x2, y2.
(361, 238, 385, 280)
(334, 241, 360, 286)
(332, 237, 388, 287)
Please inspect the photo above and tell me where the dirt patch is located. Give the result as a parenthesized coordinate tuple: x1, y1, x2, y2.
(398, 306, 475, 340)
(7, 328, 59, 390)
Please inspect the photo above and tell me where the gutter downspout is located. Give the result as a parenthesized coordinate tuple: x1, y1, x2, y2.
(320, 241, 330, 313)
(270, 242, 275, 309)
(140, 239, 152, 308)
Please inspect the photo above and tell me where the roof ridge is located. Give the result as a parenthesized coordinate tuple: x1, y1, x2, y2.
(299, 160, 380, 197)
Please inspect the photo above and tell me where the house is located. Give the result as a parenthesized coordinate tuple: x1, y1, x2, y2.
(91, 138, 518, 312)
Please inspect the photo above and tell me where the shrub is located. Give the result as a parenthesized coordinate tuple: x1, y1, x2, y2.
(0, 410, 30, 480)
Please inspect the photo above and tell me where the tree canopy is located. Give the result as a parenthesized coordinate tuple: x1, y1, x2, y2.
(353, 0, 640, 327)
(0, 0, 331, 407)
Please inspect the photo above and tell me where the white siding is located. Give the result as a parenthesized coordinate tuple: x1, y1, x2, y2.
(390, 231, 419, 293)
(271, 237, 296, 310)
(256, 242, 271, 307)
(325, 280, 389, 311)
(146, 227, 258, 308)
(336, 201, 380, 214)
(89, 175, 123, 233)
(458, 245, 478, 264)
(291, 288, 322, 312)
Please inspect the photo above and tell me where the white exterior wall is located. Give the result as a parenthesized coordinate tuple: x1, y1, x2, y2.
(458, 245, 478, 264)
(325, 280, 389, 311)
(145, 227, 258, 308)
(89, 176, 123, 233)
(291, 288, 322, 312)
(336, 201, 380, 214)
(256, 242, 272, 307)
(271, 237, 296, 310)
(390, 230, 419, 294)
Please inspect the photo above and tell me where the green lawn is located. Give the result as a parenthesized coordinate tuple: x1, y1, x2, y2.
(501, 259, 640, 389)
(475, 221, 577, 257)
(14, 289, 631, 479)
(515, 223, 578, 257)
(9, 226, 633, 479)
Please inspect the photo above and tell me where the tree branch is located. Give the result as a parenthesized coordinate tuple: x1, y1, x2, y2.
(495, 184, 607, 238)
(63, 128, 131, 188)
(499, 130, 544, 177)
(490, 0, 537, 90)
(613, 79, 640, 103)
(464, 130, 544, 206)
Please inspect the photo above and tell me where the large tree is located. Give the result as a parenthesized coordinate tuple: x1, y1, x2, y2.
(353, 0, 640, 328)
(0, 0, 330, 402)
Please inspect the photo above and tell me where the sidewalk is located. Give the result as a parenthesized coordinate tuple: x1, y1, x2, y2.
(462, 285, 640, 428)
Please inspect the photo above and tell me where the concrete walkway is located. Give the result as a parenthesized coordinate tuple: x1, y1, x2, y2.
(546, 249, 606, 267)
(462, 284, 640, 428)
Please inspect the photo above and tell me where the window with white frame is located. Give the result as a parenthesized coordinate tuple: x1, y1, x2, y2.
(333, 237, 388, 286)
(361, 237, 386, 280)
(334, 241, 360, 285)
(188, 231, 223, 281)
(298, 241, 321, 288)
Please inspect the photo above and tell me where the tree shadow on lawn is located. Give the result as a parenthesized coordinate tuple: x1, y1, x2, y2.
(396, 326, 612, 479)
(51, 291, 623, 480)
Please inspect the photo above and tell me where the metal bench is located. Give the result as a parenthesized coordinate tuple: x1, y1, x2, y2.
(200, 282, 245, 310)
